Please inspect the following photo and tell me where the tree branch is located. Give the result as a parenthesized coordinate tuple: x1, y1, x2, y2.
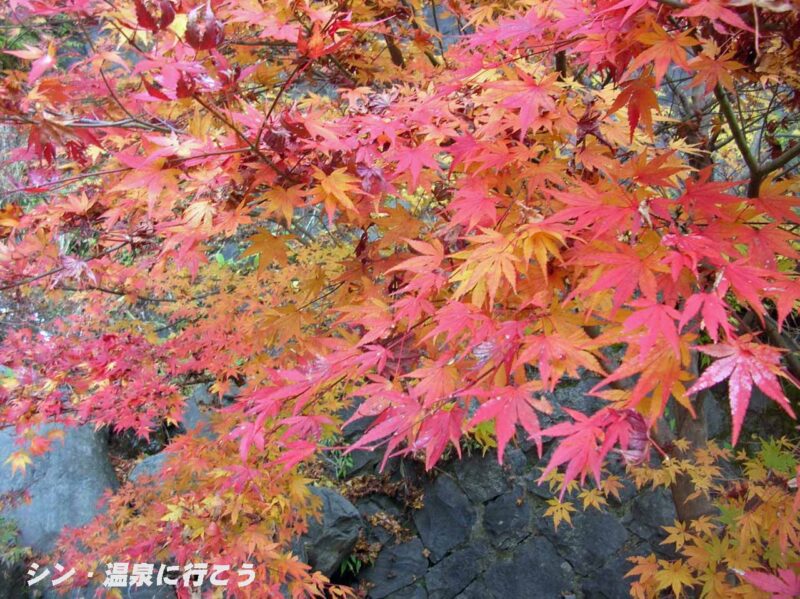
(759, 141, 800, 180)
(0, 243, 127, 292)
(715, 85, 760, 187)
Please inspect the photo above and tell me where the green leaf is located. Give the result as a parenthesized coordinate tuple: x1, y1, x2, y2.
(759, 438, 797, 475)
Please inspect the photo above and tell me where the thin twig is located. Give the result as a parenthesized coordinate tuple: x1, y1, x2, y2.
(0, 243, 127, 292)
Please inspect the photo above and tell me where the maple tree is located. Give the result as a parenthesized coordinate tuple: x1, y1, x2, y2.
(1, 0, 800, 596)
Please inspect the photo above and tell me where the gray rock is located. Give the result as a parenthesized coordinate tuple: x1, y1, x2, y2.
(501, 447, 529, 477)
(540, 509, 627, 575)
(482, 536, 573, 598)
(425, 544, 485, 599)
(581, 553, 636, 598)
(189, 384, 215, 406)
(180, 398, 214, 439)
(544, 377, 605, 424)
(629, 489, 677, 541)
(128, 452, 169, 483)
(290, 536, 308, 563)
(413, 476, 475, 562)
(357, 496, 404, 519)
(228, 380, 246, 400)
(483, 488, 532, 549)
(356, 497, 404, 545)
(0, 424, 118, 553)
(303, 487, 362, 577)
(703, 394, 727, 439)
(362, 539, 428, 599)
(339, 401, 382, 474)
(453, 579, 490, 599)
(342, 416, 373, 442)
(624, 516, 652, 542)
(750, 387, 771, 414)
(528, 477, 556, 500)
(607, 470, 638, 504)
(347, 448, 381, 476)
(198, 380, 244, 405)
(452, 455, 508, 504)
(385, 584, 428, 599)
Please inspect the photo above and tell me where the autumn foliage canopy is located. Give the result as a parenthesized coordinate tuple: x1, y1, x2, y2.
(2, 0, 800, 596)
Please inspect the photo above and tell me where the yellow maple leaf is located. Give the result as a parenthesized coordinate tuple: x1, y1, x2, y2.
(262, 185, 304, 225)
(698, 570, 733, 598)
(183, 200, 216, 231)
(544, 497, 576, 530)
(5, 450, 32, 476)
(0, 204, 21, 229)
(272, 306, 304, 345)
(161, 503, 184, 523)
(600, 475, 624, 500)
(168, 12, 187, 37)
(450, 229, 519, 307)
(579, 488, 607, 511)
(662, 521, 694, 550)
(288, 475, 312, 504)
(627, 554, 659, 584)
(312, 167, 359, 219)
(654, 559, 695, 597)
(241, 230, 289, 269)
(520, 225, 565, 280)
(1, 374, 19, 390)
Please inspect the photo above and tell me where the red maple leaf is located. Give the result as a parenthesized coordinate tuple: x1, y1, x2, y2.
(411, 406, 465, 470)
(599, 0, 651, 24)
(5, 43, 56, 85)
(677, 0, 752, 33)
(687, 336, 797, 445)
(391, 142, 440, 187)
(741, 568, 800, 599)
(538, 408, 647, 498)
(679, 291, 732, 342)
(623, 299, 682, 358)
(608, 75, 660, 140)
(467, 385, 552, 461)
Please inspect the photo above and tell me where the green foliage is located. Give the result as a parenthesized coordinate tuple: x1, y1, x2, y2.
(0, 516, 30, 567)
(629, 437, 800, 597)
(331, 451, 354, 480)
(463, 421, 497, 456)
(338, 554, 363, 578)
(321, 435, 355, 480)
(758, 437, 797, 474)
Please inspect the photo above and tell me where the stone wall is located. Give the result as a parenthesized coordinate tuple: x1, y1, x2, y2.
(2, 378, 772, 598)
(339, 445, 677, 599)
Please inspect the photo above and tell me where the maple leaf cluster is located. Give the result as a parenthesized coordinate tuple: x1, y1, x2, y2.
(0, 0, 799, 596)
